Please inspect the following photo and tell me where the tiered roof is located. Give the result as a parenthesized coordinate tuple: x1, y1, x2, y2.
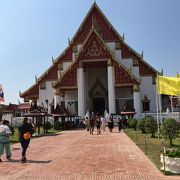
(20, 2, 158, 100)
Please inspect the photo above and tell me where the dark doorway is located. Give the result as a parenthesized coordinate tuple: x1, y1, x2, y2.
(93, 98, 105, 116)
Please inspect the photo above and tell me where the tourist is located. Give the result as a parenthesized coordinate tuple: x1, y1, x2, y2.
(117, 117, 122, 133)
(0, 120, 12, 162)
(89, 117, 95, 135)
(18, 117, 34, 163)
(96, 116, 101, 135)
(84, 117, 90, 131)
(108, 115, 114, 133)
(101, 116, 106, 131)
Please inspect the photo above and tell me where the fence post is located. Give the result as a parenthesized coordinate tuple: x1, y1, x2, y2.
(144, 133, 147, 155)
(162, 142, 166, 174)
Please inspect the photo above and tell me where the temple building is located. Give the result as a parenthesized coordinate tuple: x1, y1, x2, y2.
(20, 2, 158, 117)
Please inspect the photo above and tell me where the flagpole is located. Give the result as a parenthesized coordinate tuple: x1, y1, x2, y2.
(156, 88, 160, 140)
(156, 74, 160, 140)
(170, 95, 174, 119)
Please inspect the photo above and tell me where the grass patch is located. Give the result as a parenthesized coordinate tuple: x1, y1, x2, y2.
(123, 128, 180, 171)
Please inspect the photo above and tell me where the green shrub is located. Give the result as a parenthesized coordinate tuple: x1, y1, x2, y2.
(137, 118, 146, 133)
(44, 121, 52, 133)
(54, 121, 61, 130)
(161, 118, 179, 146)
(165, 149, 180, 158)
(145, 116, 157, 137)
(129, 118, 138, 130)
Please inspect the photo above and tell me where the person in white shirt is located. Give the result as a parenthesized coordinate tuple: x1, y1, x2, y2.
(0, 120, 12, 162)
(101, 116, 106, 131)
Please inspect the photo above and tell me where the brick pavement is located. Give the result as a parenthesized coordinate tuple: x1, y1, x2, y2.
(0, 128, 179, 180)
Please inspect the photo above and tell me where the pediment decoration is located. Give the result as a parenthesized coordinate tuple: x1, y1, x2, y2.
(87, 40, 103, 57)
(89, 78, 107, 98)
(81, 36, 109, 59)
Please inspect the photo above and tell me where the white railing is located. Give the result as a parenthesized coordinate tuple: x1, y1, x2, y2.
(134, 112, 180, 122)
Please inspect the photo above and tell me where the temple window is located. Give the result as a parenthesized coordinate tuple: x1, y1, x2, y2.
(133, 58, 139, 66)
(40, 82, 46, 90)
(142, 95, 150, 112)
(115, 42, 121, 50)
(152, 76, 156, 84)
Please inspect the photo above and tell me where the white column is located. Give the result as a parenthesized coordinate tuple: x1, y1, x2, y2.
(77, 62, 85, 117)
(54, 89, 61, 108)
(107, 60, 116, 114)
(133, 84, 141, 114)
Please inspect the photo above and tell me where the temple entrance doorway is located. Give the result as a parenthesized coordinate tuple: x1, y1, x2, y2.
(92, 98, 105, 116)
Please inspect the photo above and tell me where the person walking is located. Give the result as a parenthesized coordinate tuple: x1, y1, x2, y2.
(101, 116, 106, 131)
(96, 116, 101, 135)
(108, 115, 114, 133)
(117, 117, 122, 133)
(18, 117, 34, 163)
(89, 117, 95, 135)
(85, 117, 90, 131)
(0, 120, 12, 162)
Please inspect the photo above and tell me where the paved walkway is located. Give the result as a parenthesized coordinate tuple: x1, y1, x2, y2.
(0, 128, 179, 180)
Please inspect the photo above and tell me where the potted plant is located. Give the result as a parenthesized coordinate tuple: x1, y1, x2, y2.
(160, 149, 180, 174)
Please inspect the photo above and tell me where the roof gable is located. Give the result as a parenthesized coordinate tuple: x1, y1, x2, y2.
(72, 3, 119, 44)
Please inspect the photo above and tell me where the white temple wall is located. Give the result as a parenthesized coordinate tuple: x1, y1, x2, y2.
(65, 90, 78, 114)
(120, 58, 132, 69)
(39, 81, 54, 113)
(115, 50, 122, 61)
(106, 42, 115, 51)
(77, 44, 82, 52)
(132, 66, 140, 78)
(63, 62, 71, 72)
(140, 76, 156, 112)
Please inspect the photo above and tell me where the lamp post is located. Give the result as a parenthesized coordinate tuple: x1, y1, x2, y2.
(68, 101, 73, 114)
(45, 99, 49, 112)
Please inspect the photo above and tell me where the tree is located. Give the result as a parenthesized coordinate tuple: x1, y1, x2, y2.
(161, 118, 179, 146)
(137, 118, 146, 133)
(129, 118, 138, 130)
(44, 121, 52, 133)
(145, 116, 157, 137)
(54, 120, 61, 130)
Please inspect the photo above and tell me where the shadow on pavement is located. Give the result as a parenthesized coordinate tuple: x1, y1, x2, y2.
(3, 159, 52, 164)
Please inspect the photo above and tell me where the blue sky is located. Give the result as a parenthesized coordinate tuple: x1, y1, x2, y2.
(0, 0, 180, 105)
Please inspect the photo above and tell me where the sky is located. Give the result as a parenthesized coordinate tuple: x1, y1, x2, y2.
(0, 0, 180, 105)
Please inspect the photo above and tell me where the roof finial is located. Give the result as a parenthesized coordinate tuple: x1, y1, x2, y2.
(68, 38, 71, 45)
(123, 33, 125, 41)
(141, 51, 144, 58)
(35, 75, 38, 82)
(93, 0, 96, 5)
(52, 56, 55, 64)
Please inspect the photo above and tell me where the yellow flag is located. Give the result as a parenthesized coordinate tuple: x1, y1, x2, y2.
(156, 75, 180, 96)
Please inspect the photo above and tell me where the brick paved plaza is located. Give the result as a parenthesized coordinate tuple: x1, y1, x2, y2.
(0, 128, 179, 180)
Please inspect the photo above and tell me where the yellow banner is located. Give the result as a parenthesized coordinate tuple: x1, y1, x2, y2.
(156, 75, 180, 96)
